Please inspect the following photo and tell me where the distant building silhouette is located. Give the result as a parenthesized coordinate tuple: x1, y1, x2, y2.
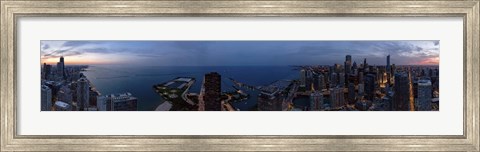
(57, 56, 66, 79)
(76, 77, 90, 110)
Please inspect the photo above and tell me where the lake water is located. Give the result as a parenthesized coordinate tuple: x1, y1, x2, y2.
(82, 65, 299, 111)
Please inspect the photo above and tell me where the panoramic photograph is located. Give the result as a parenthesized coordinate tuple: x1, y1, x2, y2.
(40, 41, 439, 111)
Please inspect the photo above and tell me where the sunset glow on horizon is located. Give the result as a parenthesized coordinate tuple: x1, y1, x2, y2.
(41, 41, 440, 66)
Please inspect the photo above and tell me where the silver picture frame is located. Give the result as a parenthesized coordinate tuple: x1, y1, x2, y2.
(1, 0, 479, 151)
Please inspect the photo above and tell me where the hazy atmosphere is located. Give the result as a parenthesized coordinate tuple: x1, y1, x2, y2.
(41, 41, 440, 66)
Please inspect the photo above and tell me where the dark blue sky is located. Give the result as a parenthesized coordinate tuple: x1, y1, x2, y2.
(41, 41, 439, 66)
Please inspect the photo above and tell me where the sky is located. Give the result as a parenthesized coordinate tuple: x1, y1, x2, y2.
(40, 41, 440, 66)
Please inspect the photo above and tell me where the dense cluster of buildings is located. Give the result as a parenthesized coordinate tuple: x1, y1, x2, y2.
(42, 55, 439, 111)
(166, 54, 440, 111)
(297, 55, 439, 111)
(41, 56, 138, 111)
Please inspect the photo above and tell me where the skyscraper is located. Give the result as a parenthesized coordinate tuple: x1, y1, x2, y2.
(364, 74, 376, 100)
(57, 85, 73, 105)
(352, 61, 358, 75)
(416, 79, 432, 111)
(363, 58, 368, 72)
(346, 55, 352, 63)
(344, 55, 352, 86)
(300, 69, 306, 87)
(386, 54, 390, 70)
(386, 54, 391, 85)
(339, 72, 345, 87)
(42, 63, 52, 80)
(76, 77, 90, 110)
(310, 91, 324, 110)
(358, 72, 364, 84)
(203, 72, 221, 111)
(393, 72, 410, 111)
(57, 56, 66, 79)
(390, 64, 396, 85)
(41, 85, 52, 111)
(99, 92, 138, 111)
(330, 72, 337, 88)
(317, 74, 325, 91)
(348, 83, 356, 104)
(330, 86, 345, 109)
(358, 83, 365, 97)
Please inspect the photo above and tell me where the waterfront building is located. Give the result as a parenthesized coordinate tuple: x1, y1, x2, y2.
(203, 72, 222, 111)
(416, 79, 432, 111)
(98, 92, 138, 111)
(330, 86, 345, 109)
(310, 91, 324, 110)
(257, 93, 283, 111)
(96, 95, 107, 111)
(300, 69, 306, 87)
(89, 89, 100, 107)
(393, 72, 411, 111)
(54, 101, 72, 111)
(76, 77, 90, 111)
(258, 80, 291, 111)
(41, 85, 52, 111)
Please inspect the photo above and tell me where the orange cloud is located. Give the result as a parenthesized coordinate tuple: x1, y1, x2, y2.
(41, 56, 114, 65)
(418, 57, 439, 65)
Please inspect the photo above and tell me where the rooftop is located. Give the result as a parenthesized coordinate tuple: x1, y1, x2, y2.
(418, 79, 432, 86)
(55, 101, 70, 108)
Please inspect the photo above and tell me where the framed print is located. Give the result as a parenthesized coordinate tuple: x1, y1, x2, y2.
(1, 0, 479, 151)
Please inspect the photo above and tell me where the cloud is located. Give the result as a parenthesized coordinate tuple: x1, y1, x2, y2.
(41, 44, 50, 51)
(61, 41, 98, 47)
(41, 41, 120, 60)
(41, 40, 440, 66)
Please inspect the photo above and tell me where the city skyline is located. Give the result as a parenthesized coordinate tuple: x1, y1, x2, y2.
(41, 40, 440, 111)
(41, 41, 440, 66)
